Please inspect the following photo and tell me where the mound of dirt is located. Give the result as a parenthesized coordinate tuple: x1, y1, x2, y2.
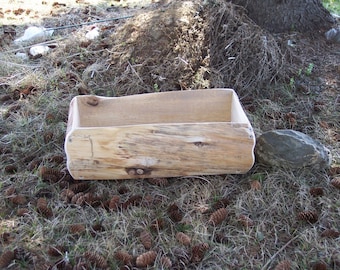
(45, 0, 290, 98)
(103, 0, 210, 95)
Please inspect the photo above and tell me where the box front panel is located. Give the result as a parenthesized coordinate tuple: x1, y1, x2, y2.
(65, 123, 255, 180)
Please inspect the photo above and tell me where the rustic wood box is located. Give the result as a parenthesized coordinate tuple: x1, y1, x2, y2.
(65, 89, 255, 180)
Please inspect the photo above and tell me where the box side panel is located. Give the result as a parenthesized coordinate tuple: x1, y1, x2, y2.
(66, 96, 80, 135)
(230, 91, 250, 124)
(76, 89, 234, 127)
(65, 123, 255, 180)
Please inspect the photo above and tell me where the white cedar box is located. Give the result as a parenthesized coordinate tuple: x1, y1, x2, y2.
(65, 89, 255, 180)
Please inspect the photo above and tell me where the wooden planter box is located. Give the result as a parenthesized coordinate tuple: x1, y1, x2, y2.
(65, 89, 255, 180)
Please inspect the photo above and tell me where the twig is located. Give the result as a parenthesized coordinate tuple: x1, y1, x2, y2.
(127, 61, 143, 82)
(2, 15, 134, 54)
(45, 15, 134, 31)
(2, 37, 66, 54)
(0, 60, 41, 69)
(261, 234, 299, 270)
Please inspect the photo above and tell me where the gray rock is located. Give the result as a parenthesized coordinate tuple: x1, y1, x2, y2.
(255, 129, 331, 170)
(325, 28, 340, 43)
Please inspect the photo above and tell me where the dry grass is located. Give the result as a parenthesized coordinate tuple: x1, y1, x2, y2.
(1, 0, 340, 269)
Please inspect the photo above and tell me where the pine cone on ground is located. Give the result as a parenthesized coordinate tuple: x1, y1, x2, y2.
(191, 243, 209, 263)
(136, 250, 157, 268)
(168, 203, 183, 222)
(320, 229, 340, 238)
(0, 250, 15, 268)
(160, 255, 172, 268)
(312, 261, 327, 270)
(176, 232, 191, 246)
(208, 208, 227, 225)
(297, 211, 318, 223)
(36, 197, 53, 218)
(109, 195, 121, 211)
(114, 250, 133, 265)
(238, 214, 254, 227)
(274, 260, 291, 270)
(309, 187, 324, 197)
(140, 230, 152, 249)
(69, 224, 86, 235)
(330, 177, 340, 189)
(84, 251, 108, 269)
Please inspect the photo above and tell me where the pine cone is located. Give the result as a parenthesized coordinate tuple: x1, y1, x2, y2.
(36, 197, 53, 218)
(4, 164, 17, 174)
(9, 194, 27, 205)
(238, 214, 254, 227)
(274, 260, 291, 270)
(72, 192, 93, 206)
(320, 229, 340, 238)
(84, 251, 108, 269)
(167, 203, 183, 222)
(118, 185, 130, 194)
(114, 251, 133, 265)
(70, 192, 85, 205)
(312, 261, 327, 270)
(309, 187, 324, 197)
(212, 198, 230, 210)
(0, 232, 12, 244)
(39, 166, 63, 181)
(191, 243, 209, 263)
(109, 195, 121, 211)
(328, 166, 340, 176)
(176, 232, 191, 246)
(160, 255, 172, 268)
(330, 177, 340, 189)
(41, 173, 59, 184)
(69, 182, 91, 193)
(250, 180, 262, 190)
(214, 233, 228, 244)
(48, 155, 64, 164)
(0, 250, 15, 268)
(69, 224, 86, 235)
(297, 211, 318, 223)
(150, 218, 166, 231)
(60, 189, 75, 203)
(136, 250, 157, 268)
(208, 208, 227, 225)
(48, 245, 67, 257)
(140, 230, 152, 249)
(122, 194, 142, 209)
(4, 186, 16, 196)
(91, 223, 105, 236)
(147, 177, 169, 187)
(17, 208, 30, 216)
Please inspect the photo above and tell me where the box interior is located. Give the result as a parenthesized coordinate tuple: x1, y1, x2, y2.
(74, 89, 247, 128)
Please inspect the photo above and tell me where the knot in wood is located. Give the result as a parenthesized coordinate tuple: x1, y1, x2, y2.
(86, 96, 99, 106)
(127, 168, 136, 175)
(136, 168, 145, 175)
(126, 168, 146, 176)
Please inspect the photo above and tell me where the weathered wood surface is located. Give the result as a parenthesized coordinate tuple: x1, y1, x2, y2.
(65, 89, 255, 179)
(74, 89, 234, 128)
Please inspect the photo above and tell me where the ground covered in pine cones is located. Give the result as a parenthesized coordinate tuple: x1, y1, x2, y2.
(0, 0, 339, 269)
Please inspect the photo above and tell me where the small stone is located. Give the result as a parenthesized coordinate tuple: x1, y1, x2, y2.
(325, 28, 340, 43)
(255, 129, 331, 170)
